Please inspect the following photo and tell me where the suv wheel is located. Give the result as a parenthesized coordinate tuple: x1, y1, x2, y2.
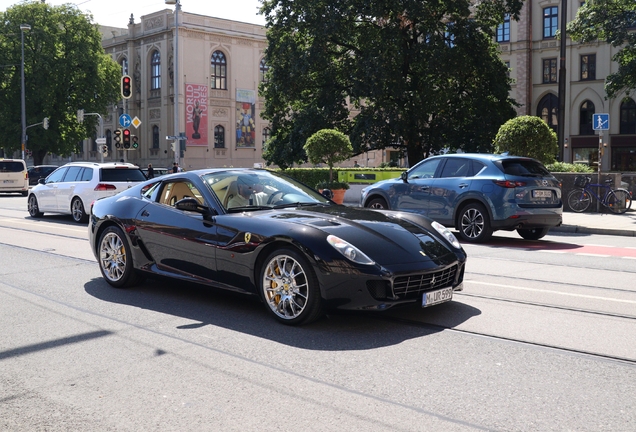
(71, 197, 88, 223)
(457, 203, 492, 243)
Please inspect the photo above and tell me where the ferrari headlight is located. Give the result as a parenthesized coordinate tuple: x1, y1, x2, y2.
(431, 221, 461, 249)
(327, 235, 375, 265)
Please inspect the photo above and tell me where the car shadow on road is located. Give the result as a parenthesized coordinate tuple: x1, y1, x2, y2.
(84, 277, 481, 351)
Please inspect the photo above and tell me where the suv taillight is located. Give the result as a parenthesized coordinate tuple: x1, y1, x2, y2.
(494, 180, 526, 188)
(94, 183, 117, 191)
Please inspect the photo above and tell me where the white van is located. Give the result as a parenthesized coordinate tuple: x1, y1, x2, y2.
(0, 159, 29, 196)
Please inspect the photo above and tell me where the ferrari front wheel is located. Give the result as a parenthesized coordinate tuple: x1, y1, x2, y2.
(98, 226, 144, 288)
(260, 248, 322, 325)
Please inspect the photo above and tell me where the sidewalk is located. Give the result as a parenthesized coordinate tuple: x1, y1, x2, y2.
(343, 185, 636, 237)
(554, 209, 636, 237)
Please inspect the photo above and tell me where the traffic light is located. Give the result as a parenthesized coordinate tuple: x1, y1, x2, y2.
(121, 75, 132, 99)
(101, 145, 108, 154)
(170, 142, 176, 152)
(114, 129, 122, 148)
(132, 135, 139, 149)
(123, 128, 131, 149)
(43, 117, 49, 130)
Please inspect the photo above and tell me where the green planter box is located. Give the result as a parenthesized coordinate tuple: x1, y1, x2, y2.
(337, 170, 404, 184)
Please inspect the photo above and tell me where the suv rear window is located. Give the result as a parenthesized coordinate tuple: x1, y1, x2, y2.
(499, 159, 550, 177)
(0, 161, 26, 172)
(100, 168, 147, 182)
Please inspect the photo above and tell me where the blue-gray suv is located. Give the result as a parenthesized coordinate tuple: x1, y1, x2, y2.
(361, 153, 563, 242)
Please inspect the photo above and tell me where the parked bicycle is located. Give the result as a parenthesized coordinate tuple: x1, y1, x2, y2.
(567, 175, 632, 214)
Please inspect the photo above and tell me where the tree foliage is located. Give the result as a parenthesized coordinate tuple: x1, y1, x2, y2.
(567, 0, 636, 98)
(0, 2, 120, 165)
(493, 115, 558, 164)
(260, 0, 523, 168)
(304, 129, 353, 183)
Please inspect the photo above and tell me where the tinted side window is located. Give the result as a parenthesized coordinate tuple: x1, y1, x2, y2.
(46, 168, 67, 183)
(100, 168, 147, 182)
(80, 168, 93, 181)
(471, 161, 486, 176)
(501, 159, 550, 176)
(439, 158, 471, 178)
(63, 166, 84, 182)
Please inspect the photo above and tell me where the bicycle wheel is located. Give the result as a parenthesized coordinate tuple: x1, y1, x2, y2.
(606, 189, 632, 214)
(567, 188, 591, 213)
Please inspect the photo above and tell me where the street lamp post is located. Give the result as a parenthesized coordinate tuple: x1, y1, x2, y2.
(20, 23, 31, 161)
(165, 0, 181, 167)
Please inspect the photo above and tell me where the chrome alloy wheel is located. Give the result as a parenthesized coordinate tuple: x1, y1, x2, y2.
(460, 207, 485, 239)
(100, 231, 127, 282)
(262, 254, 309, 320)
(72, 198, 86, 222)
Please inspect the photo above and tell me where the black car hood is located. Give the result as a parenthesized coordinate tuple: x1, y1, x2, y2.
(245, 205, 456, 265)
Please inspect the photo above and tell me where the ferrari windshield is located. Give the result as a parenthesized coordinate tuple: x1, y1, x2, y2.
(202, 170, 332, 211)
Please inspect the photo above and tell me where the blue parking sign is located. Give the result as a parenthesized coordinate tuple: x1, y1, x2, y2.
(592, 113, 609, 130)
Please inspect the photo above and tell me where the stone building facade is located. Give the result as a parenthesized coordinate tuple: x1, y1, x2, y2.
(43, 3, 634, 172)
(501, 0, 636, 171)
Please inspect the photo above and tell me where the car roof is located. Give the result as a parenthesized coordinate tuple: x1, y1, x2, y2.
(428, 153, 537, 162)
(62, 162, 140, 168)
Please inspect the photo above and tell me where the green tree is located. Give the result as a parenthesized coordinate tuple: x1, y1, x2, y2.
(567, 0, 636, 98)
(260, 0, 522, 168)
(0, 2, 120, 165)
(493, 115, 558, 164)
(304, 129, 352, 185)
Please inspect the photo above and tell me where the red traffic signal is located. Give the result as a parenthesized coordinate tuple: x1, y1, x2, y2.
(123, 128, 131, 149)
(121, 75, 132, 99)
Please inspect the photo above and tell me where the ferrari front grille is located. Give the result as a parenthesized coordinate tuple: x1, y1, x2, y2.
(392, 265, 458, 299)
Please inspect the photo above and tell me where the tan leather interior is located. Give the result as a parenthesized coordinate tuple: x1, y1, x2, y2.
(223, 181, 238, 208)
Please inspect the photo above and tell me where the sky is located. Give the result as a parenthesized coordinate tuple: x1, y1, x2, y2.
(0, 0, 267, 28)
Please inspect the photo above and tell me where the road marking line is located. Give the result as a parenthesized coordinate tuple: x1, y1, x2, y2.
(541, 250, 567, 254)
(467, 280, 636, 304)
(575, 253, 611, 257)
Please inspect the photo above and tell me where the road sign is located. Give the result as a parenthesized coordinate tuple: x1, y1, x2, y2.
(593, 113, 609, 131)
(119, 114, 132, 128)
(95, 138, 106, 144)
(132, 116, 142, 129)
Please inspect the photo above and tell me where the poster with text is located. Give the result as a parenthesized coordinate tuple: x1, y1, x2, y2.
(185, 83, 208, 146)
(236, 89, 256, 148)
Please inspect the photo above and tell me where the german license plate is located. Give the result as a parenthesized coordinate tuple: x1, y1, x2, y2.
(422, 287, 453, 307)
(3, 180, 14, 184)
(533, 190, 552, 198)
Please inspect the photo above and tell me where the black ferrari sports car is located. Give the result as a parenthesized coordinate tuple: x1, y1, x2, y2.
(89, 168, 467, 325)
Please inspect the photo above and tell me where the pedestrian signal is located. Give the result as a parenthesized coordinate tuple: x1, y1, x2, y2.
(121, 75, 132, 99)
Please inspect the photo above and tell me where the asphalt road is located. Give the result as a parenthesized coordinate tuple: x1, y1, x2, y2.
(0, 195, 635, 431)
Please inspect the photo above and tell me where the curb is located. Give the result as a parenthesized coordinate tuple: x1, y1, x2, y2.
(552, 225, 636, 237)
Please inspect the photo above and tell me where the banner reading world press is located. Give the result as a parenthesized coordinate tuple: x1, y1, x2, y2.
(236, 89, 256, 148)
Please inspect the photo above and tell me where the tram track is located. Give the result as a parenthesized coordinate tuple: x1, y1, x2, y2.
(373, 313, 636, 366)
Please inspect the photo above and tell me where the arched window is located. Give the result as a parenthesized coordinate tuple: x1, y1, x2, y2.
(259, 58, 269, 83)
(262, 127, 271, 147)
(579, 100, 595, 135)
(106, 129, 112, 151)
(620, 98, 636, 134)
(537, 94, 559, 133)
(152, 125, 160, 149)
(214, 125, 225, 148)
(151, 50, 161, 90)
(211, 51, 227, 90)
(121, 58, 128, 76)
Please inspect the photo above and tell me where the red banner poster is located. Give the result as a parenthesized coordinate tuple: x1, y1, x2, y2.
(185, 83, 208, 146)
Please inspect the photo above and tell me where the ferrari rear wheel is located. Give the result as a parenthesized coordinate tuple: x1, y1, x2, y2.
(260, 248, 322, 325)
(98, 226, 144, 288)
